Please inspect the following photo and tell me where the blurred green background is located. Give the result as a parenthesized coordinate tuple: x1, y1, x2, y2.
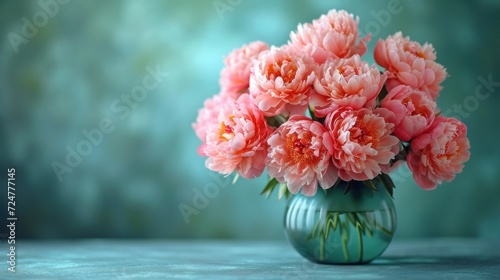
(0, 0, 499, 240)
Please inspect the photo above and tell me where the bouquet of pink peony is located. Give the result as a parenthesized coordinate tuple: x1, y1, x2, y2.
(193, 9, 470, 199)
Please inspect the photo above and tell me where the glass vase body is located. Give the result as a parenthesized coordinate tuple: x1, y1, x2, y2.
(284, 180, 397, 264)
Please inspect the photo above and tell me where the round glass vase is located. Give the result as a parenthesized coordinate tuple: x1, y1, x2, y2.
(284, 180, 396, 264)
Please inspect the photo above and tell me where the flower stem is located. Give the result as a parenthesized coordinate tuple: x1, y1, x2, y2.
(307, 209, 396, 263)
(320, 235, 325, 261)
(355, 213, 364, 262)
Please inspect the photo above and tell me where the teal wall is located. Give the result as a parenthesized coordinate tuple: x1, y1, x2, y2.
(1, 0, 499, 240)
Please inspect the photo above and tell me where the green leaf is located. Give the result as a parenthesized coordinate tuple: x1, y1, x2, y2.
(379, 173, 395, 198)
(343, 180, 354, 195)
(260, 178, 279, 199)
(363, 179, 378, 191)
(377, 85, 389, 103)
(232, 173, 240, 185)
(331, 178, 342, 190)
(278, 183, 290, 200)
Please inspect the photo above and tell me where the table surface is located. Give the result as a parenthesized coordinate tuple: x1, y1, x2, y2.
(1, 238, 499, 279)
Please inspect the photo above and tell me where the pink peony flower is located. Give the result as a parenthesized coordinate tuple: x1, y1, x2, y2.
(311, 55, 386, 117)
(374, 32, 447, 99)
(266, 115, 338, 196)
(220, 41, 269, 94)
(381, 85, 437, 142)
(193, 93, 236, 155)
(203, 94, 272, 179)
(249, 47, 315, 117)
(325, 108, 400, 181)
(289, 9, 369, 64)
(407, 116, 471, 190)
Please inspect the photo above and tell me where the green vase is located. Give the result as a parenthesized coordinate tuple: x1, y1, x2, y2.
(283, 179, 397, 264)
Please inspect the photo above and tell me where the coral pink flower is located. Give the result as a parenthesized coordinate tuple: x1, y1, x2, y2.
(381, 85, 437, 142)
(249, 47, 315, 117)
(289, 9, 369, 64)
(374, 32, 447, 99)
(266, 116, 338, 196)
(220, 41, 269, 95)
(407, 116, 471, 190)
(311, 55, 386, 117)
(325, 108, 400, 181)
(193, 93, 236, 155)
(203, 94, 272, 179)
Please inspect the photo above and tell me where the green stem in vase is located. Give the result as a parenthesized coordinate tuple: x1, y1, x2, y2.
(377, 224, 393, 236)
(319, 234, 325, 261)
(341, 215, 350, 262)
(353, 213, 364, 262)
(307, 210, 395, 263)
(284, 179, 397, 264)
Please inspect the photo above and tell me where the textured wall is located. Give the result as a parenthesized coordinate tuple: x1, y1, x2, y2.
(0, 0, 499, 240)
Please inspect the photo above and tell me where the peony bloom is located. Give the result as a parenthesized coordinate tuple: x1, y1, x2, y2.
(220, 41, 269, 95)
(266, 116, 338, 196)
(289, 9, 369, 64)
(381, 85, 437, 142)
(249, 47, 315, 117)
(193, 93, 236, 155)
(311, 55, 386, 117)
(203, 94, 272, 179)
(407, 116, 471, 190)
(325, 108, 400, 181)
(374, 32, 447, 99)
